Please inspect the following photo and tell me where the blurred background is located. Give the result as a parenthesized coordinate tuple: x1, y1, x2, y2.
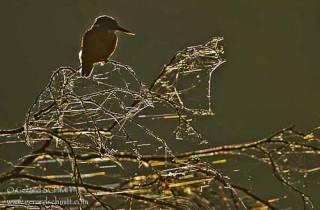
(0, 0, 319, 208)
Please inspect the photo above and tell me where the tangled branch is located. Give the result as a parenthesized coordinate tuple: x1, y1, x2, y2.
(0, 37, 319, 210)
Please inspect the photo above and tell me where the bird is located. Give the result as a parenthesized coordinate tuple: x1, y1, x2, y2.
(79, 15, 134, 77)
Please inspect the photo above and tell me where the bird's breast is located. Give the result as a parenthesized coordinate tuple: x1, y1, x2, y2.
(96, 31, 118, 59)
(81, 29, 118, 63)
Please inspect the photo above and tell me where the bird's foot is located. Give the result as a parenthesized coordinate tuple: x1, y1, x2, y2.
(98, 61, 107, 66)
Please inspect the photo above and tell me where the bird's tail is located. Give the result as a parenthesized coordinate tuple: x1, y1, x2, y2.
(81, 62, 94, 77)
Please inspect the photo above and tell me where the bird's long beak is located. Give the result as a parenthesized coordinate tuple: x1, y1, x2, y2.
(116, 25, 135, 36)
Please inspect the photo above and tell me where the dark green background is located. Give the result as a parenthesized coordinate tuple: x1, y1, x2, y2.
(0, 0, 319, 208)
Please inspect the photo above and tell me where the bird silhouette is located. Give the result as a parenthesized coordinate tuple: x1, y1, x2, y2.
(79, 15, 134, 77)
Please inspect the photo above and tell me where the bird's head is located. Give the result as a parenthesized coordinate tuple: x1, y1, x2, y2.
(93, 15, 135, 35)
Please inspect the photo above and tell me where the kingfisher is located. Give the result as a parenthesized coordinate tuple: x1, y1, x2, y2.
(79, 15, 134, 77)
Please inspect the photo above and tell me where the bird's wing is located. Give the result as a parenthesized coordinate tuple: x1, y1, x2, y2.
(79, 29, 97, 77)
(80, 29, 92, 62)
